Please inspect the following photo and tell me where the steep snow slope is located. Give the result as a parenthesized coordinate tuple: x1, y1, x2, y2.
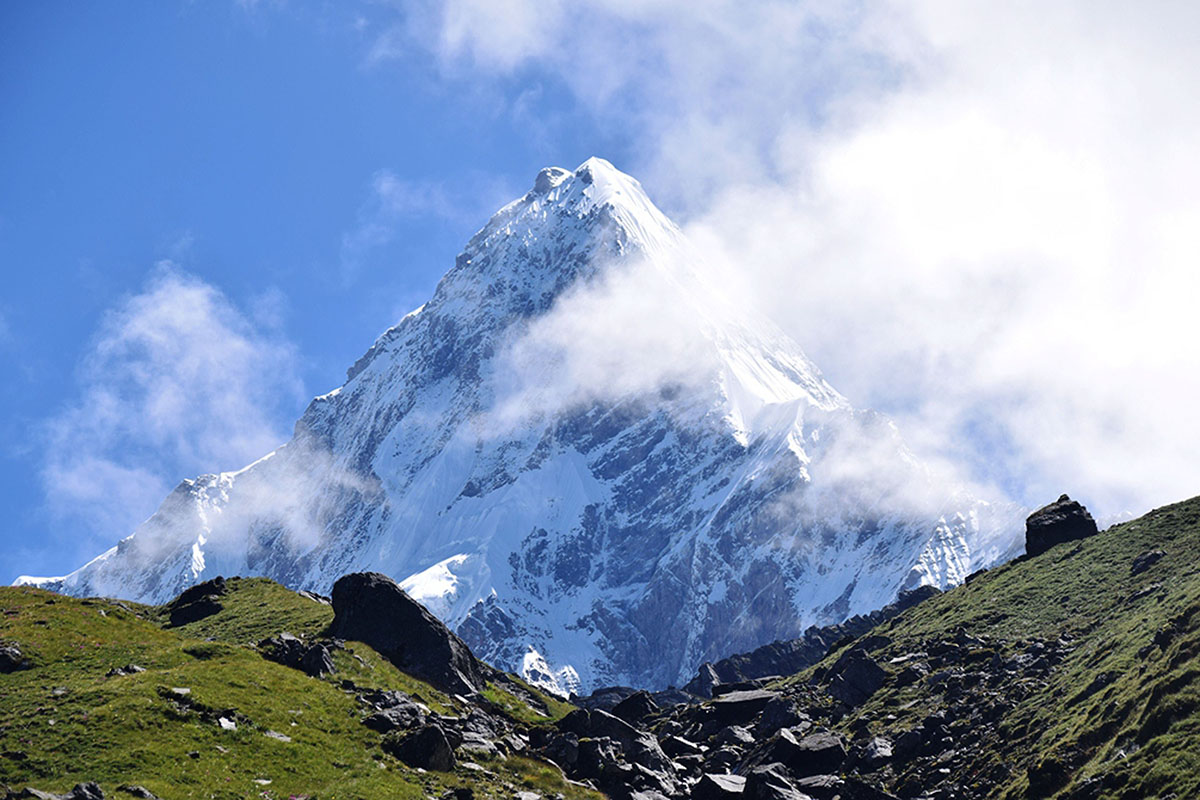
(18, 158, 1023, 692)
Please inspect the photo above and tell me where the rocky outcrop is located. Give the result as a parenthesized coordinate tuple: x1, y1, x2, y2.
(383, 724, 456, 771)
(4, 783, 105, 800)
(258, 632, 337, 677)
(329, 572, 490, 695)
(682, 586, 940, 697)
(0, 642, 29, 673)
(1025, 495, 1098, 557)
(166, 576, 226, 627)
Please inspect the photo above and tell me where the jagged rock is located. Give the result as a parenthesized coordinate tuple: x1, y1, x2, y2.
(694, 773, 746, 800)
(826, 649, 886, 707)
(300, 644, 335, 677)
(541, 730, 579, 769)
(7, 784, 105, 800)
(558, 708, 640, 744)
(683, 587, 941, 695)
(166, 576, 226, 627)
(685, 663, 724, 698)
(756, 697, 806, 735)
(329, 572, 488, 695)
(864, 736, 893, 766)
(573, 686, 638, 711)
(364, 700, 426, 733)
(296, 589, 331, 605)
(715, 725, 755, 747)
(258, 633, 336, 678)
(575, 737, 620, 779)
(1130, 549, 1166, 576)
(768, 730, 846, 778)
(612, 690, 659, 724)
(0, 643, 29, 673)
(117, 787, 161, 800)
(794, 775, 844, 799)
(384, 724, 456, 771)
(660, 735, 704, 758)
(711, 690, 778, 725)
(1025, 495, 1098, 557)
(744, 763, 810, 800)
(105, 664, 145, 678)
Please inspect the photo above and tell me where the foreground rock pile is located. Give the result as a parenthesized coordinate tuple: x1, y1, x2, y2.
(542, 626, 1078, 800)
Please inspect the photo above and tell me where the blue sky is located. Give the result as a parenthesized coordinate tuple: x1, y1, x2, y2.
(0, 2, 632, 577)
(3, 1, 1199, 581)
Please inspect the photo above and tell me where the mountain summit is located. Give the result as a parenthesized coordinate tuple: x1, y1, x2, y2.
(18, 158, 1022, 693)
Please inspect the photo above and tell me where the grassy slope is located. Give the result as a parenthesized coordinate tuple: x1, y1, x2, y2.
(0, 577, 592, 800)
(800, 495, 1200, 799)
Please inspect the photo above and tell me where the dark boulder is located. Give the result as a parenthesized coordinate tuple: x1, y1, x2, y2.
(1025, 495, 1098, 557)
(756, 697, 806, 735)
(694, 773, 747, 800)
(711, 690, 778, 725)
(364, 700, 426, 733)
(166, 576, 226, 627)
(329, 572, 488, 695)
(1130, 549, 1166, 576)
(104, 664, 145, 678)
(384, 724, 456, 771)
(558, 708, 640, 744)
(744, 763, 810, 800)
(300, 643, 335, 677)
(572, 685, 638, 711)
(259, 633, 336, 678)
(794, 775, 843, 799)
(660, 735, 704, 758)
(116, 788, 160, 800)
(826, 649, 886, 707)
(685, 663, 723, 698)
(0, 643, 29, 673)
(768, 729, 846, 778)
(613, 690, 659, 724)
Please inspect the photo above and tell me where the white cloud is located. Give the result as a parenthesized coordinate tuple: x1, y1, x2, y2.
(41, 267, 305, 556)
(399, 0, 1200, 519)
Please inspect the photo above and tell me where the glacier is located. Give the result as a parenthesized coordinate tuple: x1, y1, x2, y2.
(17, 157, 1024, 693)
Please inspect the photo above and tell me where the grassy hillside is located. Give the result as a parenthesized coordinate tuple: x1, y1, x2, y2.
(797, 494, 1200, 799)
(0, 577, 591, 800)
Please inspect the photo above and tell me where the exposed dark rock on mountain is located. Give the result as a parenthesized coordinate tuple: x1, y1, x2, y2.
(682, 586, 940, 697)
(4, 783, 105, 800)
(329, 571, 490, 695)
(1025, 494, 1098, 556)
(0, 642, 28, 673)
(258, 632, 337, 677)
(6, 495, 1200, 799)
(165, 576, 226, 627)
(1130, 548, 1165, 575)
(384, 724, 456, 771)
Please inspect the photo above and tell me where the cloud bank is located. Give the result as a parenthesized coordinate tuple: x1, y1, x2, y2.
(41, 267, 304, 561)
(391, 0, 1200, 519)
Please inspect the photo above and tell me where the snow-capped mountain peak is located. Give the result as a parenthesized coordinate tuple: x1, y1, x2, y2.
(17, 158, 1023, 694)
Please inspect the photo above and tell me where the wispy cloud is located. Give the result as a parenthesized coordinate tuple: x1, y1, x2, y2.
(395, 0, 1200, 519)
(40, 266, 304, 560)
(340, 167, 522, 285)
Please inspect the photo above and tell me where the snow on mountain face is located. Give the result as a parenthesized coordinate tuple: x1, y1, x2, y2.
(17, 157, 1024, 693)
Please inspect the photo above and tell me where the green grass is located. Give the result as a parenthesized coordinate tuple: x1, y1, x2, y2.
(794, 495, 1200, 799)
(0, 580, 596, 800)
(481, 678, 576, 727)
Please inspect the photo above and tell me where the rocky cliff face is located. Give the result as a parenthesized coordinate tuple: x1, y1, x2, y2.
(17, 158, 1023, 693)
